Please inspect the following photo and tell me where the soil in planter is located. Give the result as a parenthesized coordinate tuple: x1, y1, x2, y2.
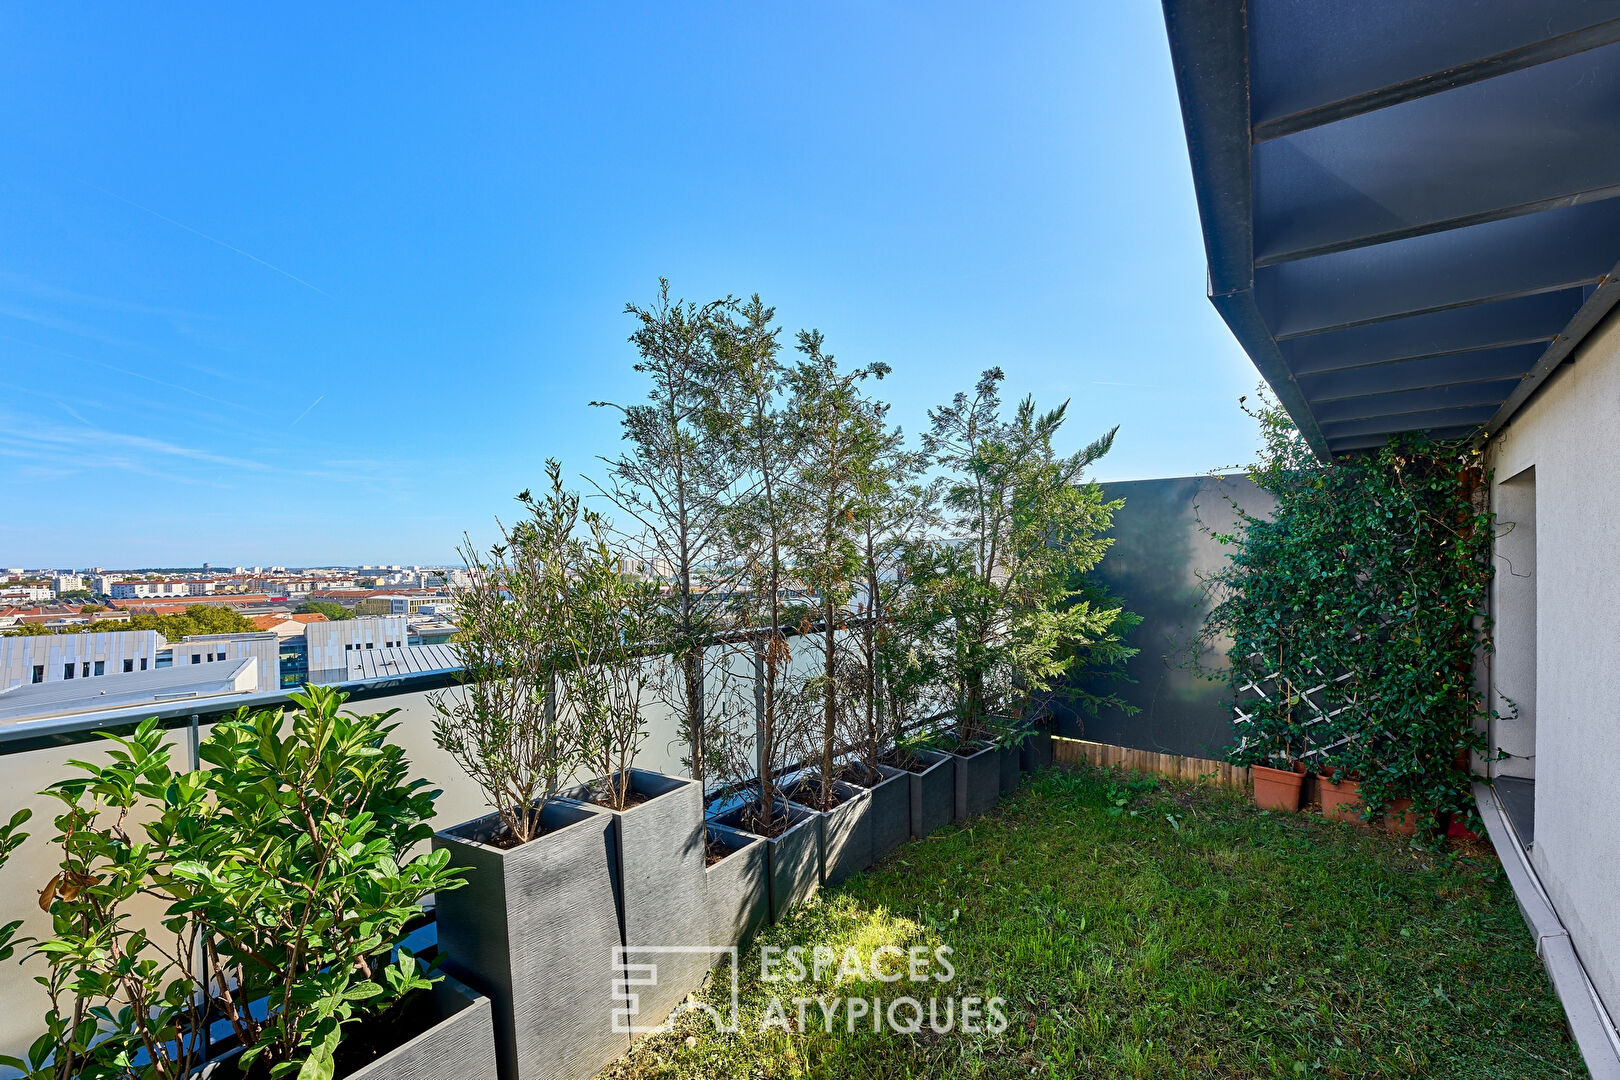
(463, 816, 560, 850)
(834, 762, 884, 788)
(587, 788, 651, 811)
(705, 836, 733, 866)
(783, 777, 847, 811)
(722, 799, 800, 838)
(953, 741, 993, 757)
(879, 749, 930, 774)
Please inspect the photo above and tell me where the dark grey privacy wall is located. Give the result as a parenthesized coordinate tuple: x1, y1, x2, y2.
(1052, 474, 1274, 761)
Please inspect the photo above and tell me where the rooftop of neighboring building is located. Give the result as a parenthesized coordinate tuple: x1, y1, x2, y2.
(0, 657, 259, 725)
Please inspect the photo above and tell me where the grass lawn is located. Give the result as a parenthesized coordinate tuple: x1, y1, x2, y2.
(601, 764, 1584, 1079)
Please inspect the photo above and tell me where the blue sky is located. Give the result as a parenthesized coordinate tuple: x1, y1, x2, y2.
(0, 4, 1259, 569)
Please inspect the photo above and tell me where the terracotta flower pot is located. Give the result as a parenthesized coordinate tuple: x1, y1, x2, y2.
(1320, 776, 1420, 835)
(1250, 763, 1305, 812)
(1318, 774, 1363, 824)
(1382, 797, 1418, 836)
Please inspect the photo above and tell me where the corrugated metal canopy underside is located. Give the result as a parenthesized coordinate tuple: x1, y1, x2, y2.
(1163, 0, 1620, 457)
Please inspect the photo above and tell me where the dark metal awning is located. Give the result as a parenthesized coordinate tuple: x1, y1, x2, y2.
(1162, 0, 1620, 457)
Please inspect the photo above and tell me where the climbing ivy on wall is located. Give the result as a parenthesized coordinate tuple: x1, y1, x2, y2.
(1204, 395, 1495, 834)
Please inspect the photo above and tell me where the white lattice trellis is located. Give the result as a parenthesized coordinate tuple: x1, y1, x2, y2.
(1232, 652, 1358, 762)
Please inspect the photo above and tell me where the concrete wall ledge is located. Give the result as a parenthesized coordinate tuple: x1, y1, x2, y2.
(1475, 780, 1620, 1080)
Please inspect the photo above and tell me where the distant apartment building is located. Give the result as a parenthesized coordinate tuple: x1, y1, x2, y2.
(89, 573, 120, 595)
(0, 586, 52, 604)
(0, 630, 164, 689)
(305, 616, 409, 682)
(371, 594, 453, 616)
(51, 574, 85, 595)
(109, 579, 214, 599)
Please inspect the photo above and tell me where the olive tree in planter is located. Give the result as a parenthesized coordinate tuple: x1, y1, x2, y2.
(8, 692, 481, 1080)
(557, 510, 710, 1031)
(923, 369, 1134, 819)
(706, 296, 821, 923)
(590, 281, 744, 784)
(430, 464, 629, 1080)
(872, 536, 958, 838)
(778, 332, 890, 887)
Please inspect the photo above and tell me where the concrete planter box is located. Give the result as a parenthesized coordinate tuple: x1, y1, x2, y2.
(907, 750, 955, 839)
(200, 975, 497, 1080)
(560, 768, 707, 1036)
(787, 779, 872, 888)
(433, 801, 628, 1080)
(999, 743, 1021, 796)
(1019, 724, 1054, 773)
(714, 799, 819, 923)
(346, 974, 498, 1080)
(953, 743, 1000, 820)
(866, 766, 910, 862)
(704, 822, 768, 951)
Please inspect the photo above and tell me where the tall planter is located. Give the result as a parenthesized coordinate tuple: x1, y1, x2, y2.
(866, 765, 910, 862)
(704, 822, 768, 951)
(998, 743, 1020, 796)
(907, 750, 955, 839)
(433, 801, 628, 1080)
(953, 743, 999, 820)
(1019, 719, 1054, 773)
(713, 799, 819, 923)
(559, 769, 708, 1034)
(788, 779, 873, 888)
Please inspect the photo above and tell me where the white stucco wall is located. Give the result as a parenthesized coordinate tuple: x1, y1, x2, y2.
(1488, 307, 1620, 1020)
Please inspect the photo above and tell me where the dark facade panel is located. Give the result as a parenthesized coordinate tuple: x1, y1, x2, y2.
(1311, 380, 1522, 425)
(1296, 345, 1545, 402)
(1254, 46, 1620, 263)
(1164, 0, 1620, 455)
(1058, 475, 1273, 760)
(1319, 404, 1498, 440)
(1327, 424, 1482, 454)
(1250, 0, 1620, 129)
(1255, 199, 1620, 338)
(1280, 292, 1577, 375)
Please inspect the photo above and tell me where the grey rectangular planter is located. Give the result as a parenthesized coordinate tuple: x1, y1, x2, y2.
(867, 765, 910, 863)
(433, 800, 629, 1080)
(1020, 723, 1054, 773)
(787, 779, 872, 888)
(999, 742, 1021, 796)
(953, 743, 1000, 820)
(559, 768, 708, 1037)
(704, 822, 768, 951)
(345, 974, 499, 1080)
(907, 750, 955, 839)
(202, 975, 499, 1080)
(714, 799, 819, 923)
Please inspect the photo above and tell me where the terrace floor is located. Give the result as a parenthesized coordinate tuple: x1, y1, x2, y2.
(603, 765, 1584, 1079)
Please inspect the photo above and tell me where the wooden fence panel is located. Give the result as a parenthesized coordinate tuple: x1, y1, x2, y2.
(1052, 736, 1249, 789)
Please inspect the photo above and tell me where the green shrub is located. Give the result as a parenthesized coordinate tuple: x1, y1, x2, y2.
(8, 686, 462, 1080)
(1205, 395, 1494, 833)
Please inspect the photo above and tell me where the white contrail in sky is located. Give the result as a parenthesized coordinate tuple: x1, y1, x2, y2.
(290, 393, 325, 425)
(88, 183, 333, 298)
